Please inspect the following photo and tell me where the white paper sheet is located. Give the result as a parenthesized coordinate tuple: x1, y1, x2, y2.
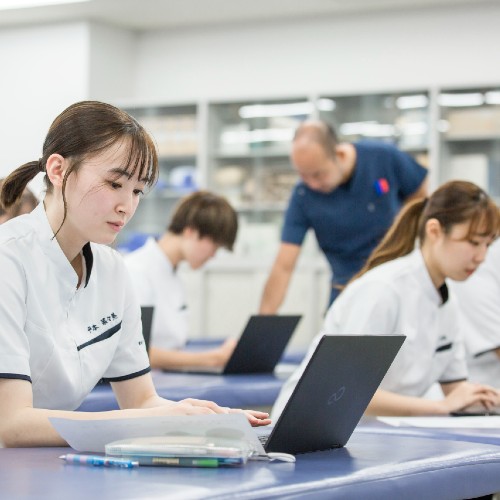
(49, 414, 266, 454)
(377, 416, 500, 429)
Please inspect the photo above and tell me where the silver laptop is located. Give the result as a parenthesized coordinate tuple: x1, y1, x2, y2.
(259, 334, 405, 455)
(169, 314, 301, 375)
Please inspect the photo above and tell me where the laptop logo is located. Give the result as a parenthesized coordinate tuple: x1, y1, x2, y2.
(327, 386, 346, 405)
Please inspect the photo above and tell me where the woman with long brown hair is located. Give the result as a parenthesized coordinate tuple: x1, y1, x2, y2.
(273, 180, 500, 417)
(0, 101, 269, 447)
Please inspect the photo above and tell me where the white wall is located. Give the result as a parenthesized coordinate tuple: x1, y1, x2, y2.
(0, 23, 89, 193)
(3, 2, 499, 186)
(134, 3, 500, 102)
(0, 22, 138, 196)
(88, 23, 137, 102)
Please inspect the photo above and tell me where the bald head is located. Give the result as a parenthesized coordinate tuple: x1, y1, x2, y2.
(291, 121, 354, 193)
(293, 120, 338, 160)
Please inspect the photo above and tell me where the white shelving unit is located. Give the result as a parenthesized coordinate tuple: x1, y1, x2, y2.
(438, 87, 500, 201)
(317, 90, 431, 168)
(119, 85, 500, 348)
(117, 103, 199, 250)
(206, 98, 308, 224)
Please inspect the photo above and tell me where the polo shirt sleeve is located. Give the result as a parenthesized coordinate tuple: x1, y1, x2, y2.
(0, 243, 31, 381)
(101, 259, 150, 382)
(389, 146, 428, 199)
(281, 185, 310, 246)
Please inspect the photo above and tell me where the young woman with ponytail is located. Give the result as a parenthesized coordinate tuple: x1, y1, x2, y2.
(272, 180, 500, 417)
(0, 101, 269, 447)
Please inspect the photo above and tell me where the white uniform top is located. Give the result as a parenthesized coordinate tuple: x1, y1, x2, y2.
(124, 237, 188, 350)
(450, 239, 500, 385)
(272, 249, 467, 418)
(0, 204, 150, 410)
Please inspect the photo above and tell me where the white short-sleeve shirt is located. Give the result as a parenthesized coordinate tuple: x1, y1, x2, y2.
(0, 204, 150, 410)
(124, 238, 188, 350)
(450, 240, 500, 385)
(272, 249, 467, 418)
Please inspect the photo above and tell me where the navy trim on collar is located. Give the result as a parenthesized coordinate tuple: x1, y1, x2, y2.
(0, 373, 32, 383)
(82, 242, 94, 287)
(438, 283, 449, 305)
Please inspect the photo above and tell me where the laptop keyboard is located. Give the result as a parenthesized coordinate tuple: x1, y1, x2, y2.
(258, 435, 268, 445)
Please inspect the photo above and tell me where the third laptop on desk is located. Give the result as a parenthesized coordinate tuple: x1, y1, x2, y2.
(257, 334, 405, 455)
(140, 305, 154, 354)
(166, 314, 301, 375)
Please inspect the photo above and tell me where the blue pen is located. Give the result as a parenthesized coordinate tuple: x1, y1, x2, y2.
(59, 453, 139, 468)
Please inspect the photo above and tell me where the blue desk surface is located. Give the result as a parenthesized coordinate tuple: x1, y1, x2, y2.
(78, 340, 304, 412)
(78, 370, 288, 412)
(2, 431, 500, 499)
(358, 416, 500, 446)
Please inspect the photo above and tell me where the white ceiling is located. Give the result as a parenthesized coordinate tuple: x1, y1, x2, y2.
(0, 0, 494, 31)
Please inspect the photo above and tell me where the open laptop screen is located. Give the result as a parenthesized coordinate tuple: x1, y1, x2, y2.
(140, 306, 154, 355)
(263, 334, 405, 454)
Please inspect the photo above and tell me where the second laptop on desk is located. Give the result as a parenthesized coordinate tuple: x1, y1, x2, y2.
(165, 314, 301, 375)
(257, 334, 405, 455)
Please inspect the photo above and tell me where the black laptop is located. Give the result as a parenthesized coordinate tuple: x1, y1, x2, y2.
(259, 334, 405, 455)
(140, 306, 154, 355)
(171, 314, 301, 375)
(451, 405, 500, 417)
(98, 306, 154, 386)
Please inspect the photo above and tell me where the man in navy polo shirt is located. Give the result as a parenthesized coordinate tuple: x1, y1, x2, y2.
(259, 120, 428, 312)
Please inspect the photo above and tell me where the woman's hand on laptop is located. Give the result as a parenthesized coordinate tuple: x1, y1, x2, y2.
(173, 399, 271, 425)
(229, 408, 271, 427)
(440, 381, 500, 414)
(205, 338, 238, 367)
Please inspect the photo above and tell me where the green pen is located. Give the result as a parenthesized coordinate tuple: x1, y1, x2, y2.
(151, 457, 219, 467)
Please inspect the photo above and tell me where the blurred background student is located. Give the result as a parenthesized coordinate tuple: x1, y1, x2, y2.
(451, 239, 500, 386)
(0, 178, 38, 224)
(259, 120, 428, 312)
(272, 181, 500, 418)
(125, 190, 238, 370)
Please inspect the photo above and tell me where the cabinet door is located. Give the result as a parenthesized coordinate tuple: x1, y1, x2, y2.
(117, 104, 199, 251)
(318, 91, 430, 168)
(207, 98, 313, 255)
(438, 88, 500, 198)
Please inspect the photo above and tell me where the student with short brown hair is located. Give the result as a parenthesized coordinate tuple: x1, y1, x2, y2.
(125, 190, 239, 370)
